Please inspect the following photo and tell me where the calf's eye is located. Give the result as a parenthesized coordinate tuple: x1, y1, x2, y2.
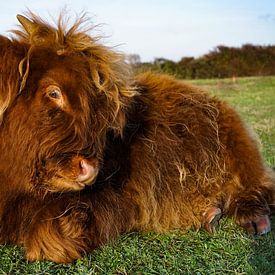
(48, 89, 61, 99)
(45, 85, 65, 108)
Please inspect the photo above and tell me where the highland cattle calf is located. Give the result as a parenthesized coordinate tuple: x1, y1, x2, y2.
(0, 13, 274, 263)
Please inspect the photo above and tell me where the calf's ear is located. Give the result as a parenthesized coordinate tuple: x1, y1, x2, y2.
(106, 79, 136, 137)
(87, 51, 137, 136)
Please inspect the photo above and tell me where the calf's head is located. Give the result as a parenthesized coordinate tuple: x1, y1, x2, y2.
(0, 13, 134, 193)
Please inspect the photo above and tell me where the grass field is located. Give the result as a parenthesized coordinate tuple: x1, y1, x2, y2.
(0, 76, 274, 274)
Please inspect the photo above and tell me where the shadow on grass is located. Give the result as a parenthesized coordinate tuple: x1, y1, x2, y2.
(248, 214, 275, 274)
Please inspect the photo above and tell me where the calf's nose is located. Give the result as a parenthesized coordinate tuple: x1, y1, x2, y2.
(77, 159, 98, 184)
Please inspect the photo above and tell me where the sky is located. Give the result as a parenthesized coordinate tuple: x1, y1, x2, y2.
(0, 0, 275, 62)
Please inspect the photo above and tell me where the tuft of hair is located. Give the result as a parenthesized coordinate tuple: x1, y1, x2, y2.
(12, 11, 136, 113)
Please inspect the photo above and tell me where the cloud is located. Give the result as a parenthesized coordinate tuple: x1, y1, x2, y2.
(258, 13, 275, 23)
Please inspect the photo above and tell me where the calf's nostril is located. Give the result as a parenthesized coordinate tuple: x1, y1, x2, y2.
(79, 160, 88, 176)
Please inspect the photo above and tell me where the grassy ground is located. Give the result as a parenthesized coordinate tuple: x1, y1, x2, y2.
(0, 76, 274, 274)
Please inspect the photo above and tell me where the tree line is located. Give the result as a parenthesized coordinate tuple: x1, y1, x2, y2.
(128, 44, 275, 79)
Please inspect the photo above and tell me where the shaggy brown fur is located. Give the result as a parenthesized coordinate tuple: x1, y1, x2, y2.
(0, 13, 274, 263)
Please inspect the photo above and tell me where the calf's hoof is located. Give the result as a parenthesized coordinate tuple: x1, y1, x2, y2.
(202, 207, 223, 234)
(238, 215, 271, 236)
